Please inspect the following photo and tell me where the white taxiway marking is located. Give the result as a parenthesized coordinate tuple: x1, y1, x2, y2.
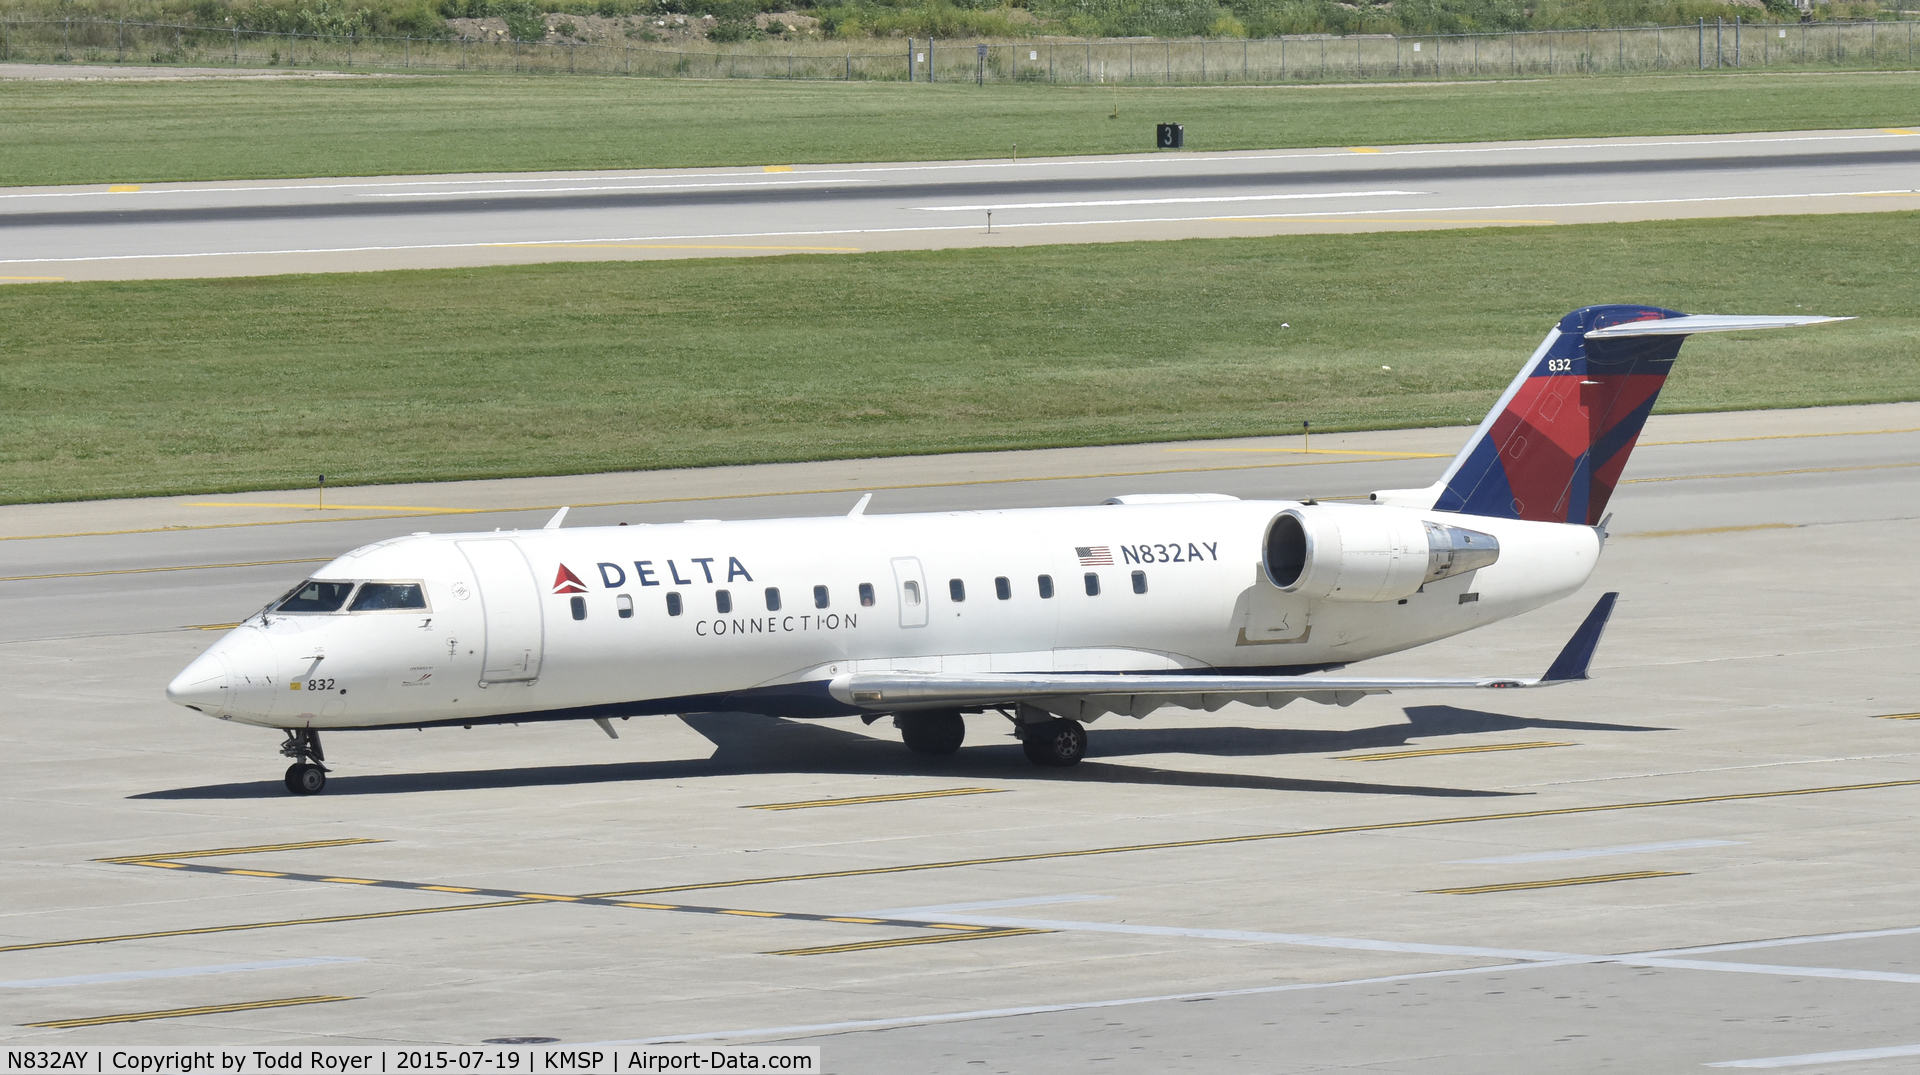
(0, 956, 362, 989)
(915, 190, 1425, 211)
(4, 189, 1912, 268)
(1453, 839, 1742, 864)
(865, 894, 1114, 916)
(1707, 1043, 1920, 1068)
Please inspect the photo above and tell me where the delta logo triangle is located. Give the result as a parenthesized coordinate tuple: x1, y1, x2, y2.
(552, 564, 589, 595)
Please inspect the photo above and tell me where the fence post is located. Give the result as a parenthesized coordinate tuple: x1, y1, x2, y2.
(1734, 16, 1740, 66)
(906, 37, 913, 81)
(1698, 17, 1704, 68)
(976, 42, 985, 85)
(845, 51, 849, 80)
(929, 37, 934, 81)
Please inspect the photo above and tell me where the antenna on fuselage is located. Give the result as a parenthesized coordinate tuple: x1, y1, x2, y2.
(543, 506, 570, 529)
(848, 493, 873, 517)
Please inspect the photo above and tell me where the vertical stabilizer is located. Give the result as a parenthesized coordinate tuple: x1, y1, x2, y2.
(1430, 304, 1685, 524)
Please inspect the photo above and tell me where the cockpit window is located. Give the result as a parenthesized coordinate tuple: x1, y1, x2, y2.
(276, 580, 356, 613)
(349, 582, 428, 612)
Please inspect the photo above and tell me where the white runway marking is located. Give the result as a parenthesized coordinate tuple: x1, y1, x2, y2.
(0, 956, 362, 989)
(3, 128, 1906, 200)
(915, 190, 1425, 211)
(1707, 1043, 1920, 1068)
(358, 179, 870, 198)
(1453, 839, 1742, 863)
(3, 188, 1910, 268)
(1629, 957, 1920, 985)
(576, 958, 1573, 1047)
(897, 914, 1583, 961)
(575, 919, 1920, 1046)
(865, 895, 1113, 916)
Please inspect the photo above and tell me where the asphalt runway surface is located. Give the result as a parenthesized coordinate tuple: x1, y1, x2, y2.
(3, 401, 1918, 1071)
(4, 126, 1918, 281)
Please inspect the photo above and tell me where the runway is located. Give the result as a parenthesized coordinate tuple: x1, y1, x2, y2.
(4, 126, 1918, 281)
(2, 402, 1918, 1070)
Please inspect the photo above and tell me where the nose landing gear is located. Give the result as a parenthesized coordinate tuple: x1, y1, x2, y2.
(280, 729, 329, 795)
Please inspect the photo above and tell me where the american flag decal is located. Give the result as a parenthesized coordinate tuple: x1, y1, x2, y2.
(1076, 546, 1113, 566)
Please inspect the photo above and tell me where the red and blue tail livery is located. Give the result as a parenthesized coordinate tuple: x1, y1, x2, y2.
(1429, 305, 1849, 525)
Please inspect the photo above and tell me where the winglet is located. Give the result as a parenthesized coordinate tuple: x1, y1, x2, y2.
(543, 507, 570, 530)
(1540, 592, 1618, 682)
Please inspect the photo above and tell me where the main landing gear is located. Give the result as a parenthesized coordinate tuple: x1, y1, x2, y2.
(1017, 717, 1087, 768)
(280, 728, 328, 795)
(895, 710, 966, 755)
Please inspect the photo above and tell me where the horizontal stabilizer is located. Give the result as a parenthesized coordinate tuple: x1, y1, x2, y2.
(1584, 314, 1851, 338)
(1540, 592, 1618, 682)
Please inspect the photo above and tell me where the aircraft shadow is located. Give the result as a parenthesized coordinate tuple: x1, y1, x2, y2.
(135, 703, 1655, 801)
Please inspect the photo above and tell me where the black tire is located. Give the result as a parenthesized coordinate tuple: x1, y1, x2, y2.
(1021, 720, 1087, 767)
(896, 711, 966, 755)
(285, 762, 327, 795)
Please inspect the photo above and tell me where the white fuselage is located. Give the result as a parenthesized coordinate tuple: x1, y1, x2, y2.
(167, 499, 1600, 731)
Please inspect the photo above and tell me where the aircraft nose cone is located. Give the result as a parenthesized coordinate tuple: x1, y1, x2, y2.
(167, 649, 231, 716)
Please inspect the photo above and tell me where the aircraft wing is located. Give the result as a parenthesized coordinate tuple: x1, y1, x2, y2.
(827, 593, 1617, 718)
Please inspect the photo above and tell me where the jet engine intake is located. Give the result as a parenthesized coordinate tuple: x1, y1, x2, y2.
(1263, 506, 1499, 602)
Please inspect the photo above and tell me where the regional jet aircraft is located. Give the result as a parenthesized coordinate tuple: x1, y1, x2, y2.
(168, 305, 1845, 794)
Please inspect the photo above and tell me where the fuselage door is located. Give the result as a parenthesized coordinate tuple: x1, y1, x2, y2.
(457, 539, 545, 683)
(891, 556, 929, 629)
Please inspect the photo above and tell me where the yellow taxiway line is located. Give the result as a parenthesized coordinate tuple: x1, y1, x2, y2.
(770, 927, 1051, 957)
(1335, 741, 1573, 762)
(23, 995, 353, 1028)
(746, 787, 1007, 810)
(1425, 870, 1687, 895)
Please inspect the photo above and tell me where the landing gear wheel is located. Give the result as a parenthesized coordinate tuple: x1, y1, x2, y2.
(1020, 719, 1087, 767)
(896, 711, 966, 755)
(278, 728, 329, 795)
(284, 762, 327, 795)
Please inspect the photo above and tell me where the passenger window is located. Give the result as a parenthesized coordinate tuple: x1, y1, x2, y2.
(570, 596, 587, 621)
(1084, 573, 1101, 596)
(276, 580, 355, 613)
(666, 592, 683, 617)
(814, 585, 830, 609)
(1132, 570, 1147, 595)
(1037, 574, 1054, 599)
(903, 580, 921, 606)
(995, 576, 1011, 601)
(617, 594, 633, 619)
(859, 582, 876, 607)
(349, 582, 427, 612)
(716, 590, 733, 614)
(949, 578, 966, 602)
(765, 587, 781, 612)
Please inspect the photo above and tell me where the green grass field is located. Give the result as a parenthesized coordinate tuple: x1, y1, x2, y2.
(4, 70, 1917, 187)
(2, 211, 1913, 504)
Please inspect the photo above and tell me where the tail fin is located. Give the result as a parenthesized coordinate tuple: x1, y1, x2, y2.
(1427, 305, 1849, 525)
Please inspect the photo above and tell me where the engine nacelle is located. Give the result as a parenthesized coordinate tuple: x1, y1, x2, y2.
(1262, 505, 1500, 602)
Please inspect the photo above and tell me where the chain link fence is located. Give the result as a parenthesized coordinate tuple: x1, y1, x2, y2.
(3, 17, 1915, 82)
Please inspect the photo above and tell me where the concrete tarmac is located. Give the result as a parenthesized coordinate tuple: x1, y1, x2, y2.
(2, 402, 1918, 1070)
(4, 126, 1918, 281)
